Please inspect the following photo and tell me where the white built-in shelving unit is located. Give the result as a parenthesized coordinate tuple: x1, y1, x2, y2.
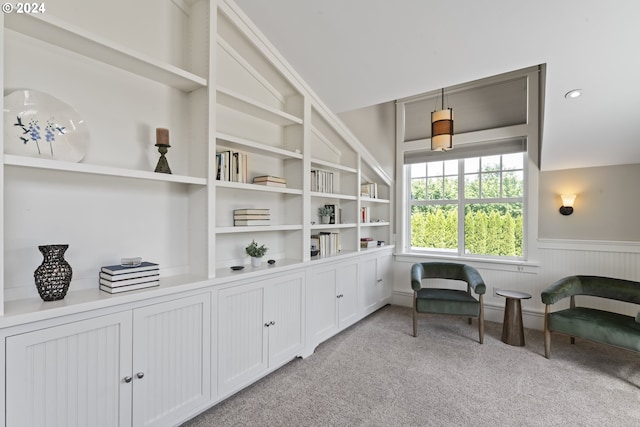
(0, 0, 391, 313)
(0, 1, 394, 425)
(1, 0, 214, 312)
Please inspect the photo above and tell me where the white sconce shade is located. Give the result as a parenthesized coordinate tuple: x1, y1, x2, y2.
(561, 194, 576, 207)
(559, 194, 576, 215)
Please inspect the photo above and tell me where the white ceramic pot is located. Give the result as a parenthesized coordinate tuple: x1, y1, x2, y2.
(251, 256, 262, 267)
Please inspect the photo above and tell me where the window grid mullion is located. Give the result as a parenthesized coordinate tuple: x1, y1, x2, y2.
(458, 159, 464, 256)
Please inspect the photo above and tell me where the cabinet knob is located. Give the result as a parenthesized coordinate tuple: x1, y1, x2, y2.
(377, 279, 383, 283)
(123, 376, 132, 383)
(270, 320, 275, 326)
(337, 294, 344, 298)
(264, 322, 270, 327)
(136, 372, 145, 379)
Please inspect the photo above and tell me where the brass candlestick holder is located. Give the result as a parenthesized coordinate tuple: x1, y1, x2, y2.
(154, 143, 172, 174)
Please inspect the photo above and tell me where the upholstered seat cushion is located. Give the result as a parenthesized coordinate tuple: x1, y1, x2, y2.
(548, 307, 640, 352)
(416, 288, 480, 317)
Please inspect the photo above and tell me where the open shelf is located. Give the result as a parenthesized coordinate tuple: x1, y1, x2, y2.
(217, 87, 303, 126)
(311, 223, 358, 230)
(311, 158, 357, 174)
(4, 12, 207, 92)
(361, 197, 390, 204)
(310, 191, 358, 201)
(216, 132, 303, 159)
(216, 180, 303, 194)
(4, 155, 207, 185)
(216, 225, 303, 234)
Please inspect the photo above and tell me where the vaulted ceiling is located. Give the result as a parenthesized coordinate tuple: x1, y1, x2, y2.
(234, 0, 640, 171)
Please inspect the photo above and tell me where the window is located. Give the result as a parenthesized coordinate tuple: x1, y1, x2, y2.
(409, 150, 525, 259)
(397, 66, 541, 263)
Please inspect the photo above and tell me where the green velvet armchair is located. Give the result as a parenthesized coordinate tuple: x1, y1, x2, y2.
(411, 262, 487, 343)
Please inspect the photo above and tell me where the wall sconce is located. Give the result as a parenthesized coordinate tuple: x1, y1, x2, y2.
(559, 194, 576, 215)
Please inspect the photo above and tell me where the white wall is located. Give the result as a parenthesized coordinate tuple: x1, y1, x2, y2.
(338, 102, 395, 180)
(539, 163, 640, 241)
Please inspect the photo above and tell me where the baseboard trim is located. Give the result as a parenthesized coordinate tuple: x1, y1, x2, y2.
(391, 290, 544, 331)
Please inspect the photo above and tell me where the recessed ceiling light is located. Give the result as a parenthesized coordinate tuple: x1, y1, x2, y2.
(564, 89, 582, 99)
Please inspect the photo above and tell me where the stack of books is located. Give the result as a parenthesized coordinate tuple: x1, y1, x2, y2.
(234, 208, 270, 226)
(253, 175, 286, 187)
(360, 237, 378, 249)
(99, 262, 160, 294)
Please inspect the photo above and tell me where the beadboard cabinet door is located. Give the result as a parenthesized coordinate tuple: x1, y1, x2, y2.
(132, 293, 212, 427)
(217, 272, 304, 396)
(359, 250, 393, 317)
(5, 292, 212, 427)
(5, 312, 134, 427)
(306, 259, 359, 349)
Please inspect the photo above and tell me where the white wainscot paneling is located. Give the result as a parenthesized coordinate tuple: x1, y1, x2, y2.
(392, 239, 640, 330)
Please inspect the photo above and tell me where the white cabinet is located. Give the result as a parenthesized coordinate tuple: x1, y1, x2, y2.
(306, 260, 359, 349)
(5, 293, 211, 427)
(6, 312, 133, 427)
(131, 294, 212, 427)
(359, 250, 393, 317)
(217, 271, 304, 396)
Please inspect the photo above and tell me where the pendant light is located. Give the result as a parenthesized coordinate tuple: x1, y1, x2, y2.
(431, 88, 453, 151)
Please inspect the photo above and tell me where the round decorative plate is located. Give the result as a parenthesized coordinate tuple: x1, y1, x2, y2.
(3, 89, 89, 162)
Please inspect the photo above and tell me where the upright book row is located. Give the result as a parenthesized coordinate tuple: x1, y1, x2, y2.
(217, 150, 248, 183)
(311, 169, 334, 193)
(311, 232, 341, 257)
(361, 182, 378, 198)
(361, 206, 371, 223)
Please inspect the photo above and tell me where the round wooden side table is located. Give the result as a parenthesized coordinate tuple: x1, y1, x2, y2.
(496, 290, 531, 346)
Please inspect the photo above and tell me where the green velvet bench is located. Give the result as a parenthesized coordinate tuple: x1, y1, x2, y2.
(541, 275, 640, 358)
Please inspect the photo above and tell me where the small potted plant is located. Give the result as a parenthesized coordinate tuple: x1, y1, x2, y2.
(245, 239, 268, 267)
(318, 206, 333, 224)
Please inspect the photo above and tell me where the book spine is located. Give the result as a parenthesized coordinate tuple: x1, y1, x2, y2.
(100, 275, 160, 286)
(100, 263, 159, 275)
(100, 281, 160, 293)
(99, 270, 159, 281)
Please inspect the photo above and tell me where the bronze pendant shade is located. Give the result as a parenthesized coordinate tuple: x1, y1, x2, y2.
(431, 88, 453, 151)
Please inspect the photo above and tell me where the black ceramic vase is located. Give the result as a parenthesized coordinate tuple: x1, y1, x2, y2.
(34, 244, 72, 301)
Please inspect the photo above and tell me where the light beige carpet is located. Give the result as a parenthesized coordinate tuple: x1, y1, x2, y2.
(184, 305, 640, 426)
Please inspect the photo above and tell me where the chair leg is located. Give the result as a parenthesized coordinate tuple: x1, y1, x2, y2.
(413, 310, 417, 337)
(478, 295, 484, 344)
(412, 292, 418, 337)
(544, 305, 551, 358)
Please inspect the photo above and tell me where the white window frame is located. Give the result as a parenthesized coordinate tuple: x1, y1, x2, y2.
(407, 149, 526, 259)
(395, 67, 541, 267)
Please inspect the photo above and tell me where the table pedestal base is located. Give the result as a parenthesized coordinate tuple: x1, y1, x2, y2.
(502, 298, 525, 346)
